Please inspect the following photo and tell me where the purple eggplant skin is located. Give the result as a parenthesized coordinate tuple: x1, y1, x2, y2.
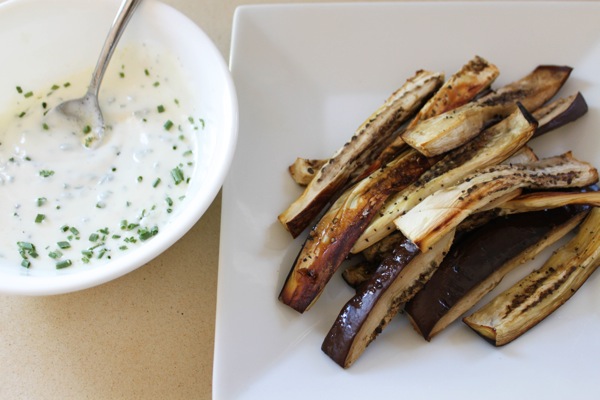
(404, 204, 590, 341)
(532, 92, 588, 138)
(322, 237, 420, 368)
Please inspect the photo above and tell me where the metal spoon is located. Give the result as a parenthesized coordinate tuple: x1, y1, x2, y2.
(53, 0, 143, 148)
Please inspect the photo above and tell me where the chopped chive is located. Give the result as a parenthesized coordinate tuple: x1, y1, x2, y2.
(157, 105, 165, 113)
(163, 120, 174, 130)
(153, 81, 160, 87)
(56, 259, 72, 269)
(39, 170, 55, 178)
(16, 86, 23, 94)
(69, 227, 79, 236)
(21, 259, 31, 268)
(42, 122, 49, 130)
(165, 197, 173, 207)
(63, 82, 71, 88)
(137, 176, 143, 182)
(17, 241, 35, 251)
(37, 197, 47, 207)
(144, 68, 150, 76)
(152, 178, 161, 188)
(60, 225, 70, 232)
(119, 72, 125, 78)
(51, 84, 60, 90)
(24, 91, 33, 98)
(35, 214, 45, 223)
(89, 233, 99, 242)
(83, 125, 91, 134)
(57, 241, 71, 249)
(170, 167, 184, 185)
(48, 250, 62, 259)
(18, 111, 26, 118)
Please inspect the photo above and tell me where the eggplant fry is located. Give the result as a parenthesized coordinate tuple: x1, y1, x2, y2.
(404, 204, 589, 341)
(498, 190, 600, 214)
(278, 70, 444, 238)
(279, 149, 436, 313)
(322, 231, 454, 368)
(352, 104, 538, 253)
(402, 65, 572, 157)
(464, 207, 600, 346)
(363, 56, 500, 174)
(355, 93, 586, 253)
(532, 92, 588, 138)
(395, 152, 598, 252)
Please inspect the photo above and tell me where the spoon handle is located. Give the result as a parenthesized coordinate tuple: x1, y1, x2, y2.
(87, 0, 144, 97)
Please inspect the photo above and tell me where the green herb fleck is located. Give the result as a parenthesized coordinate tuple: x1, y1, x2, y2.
(56, 259, 72, 269)
(39, 170, 55, 178)
(170, 167, 184, 185)
(157, 105, 165, 113)
(35, 214, 45, 223)
(48, 250, 62, 259)
(163, 120, 174, 131)
(57, 241, 71, 249)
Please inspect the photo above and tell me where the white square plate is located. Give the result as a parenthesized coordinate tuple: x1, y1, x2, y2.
(217, 2, 600, 399)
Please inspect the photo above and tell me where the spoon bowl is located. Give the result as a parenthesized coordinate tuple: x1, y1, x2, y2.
(53, 0, 142, 148)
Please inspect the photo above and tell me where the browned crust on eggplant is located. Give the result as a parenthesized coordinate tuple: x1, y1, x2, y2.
(279, 149, 436, 313)
(278, 71, 444, 238)
(353, 104, 538, 253)
(402, 65, 572, 157)
(361, 56, 500, 175)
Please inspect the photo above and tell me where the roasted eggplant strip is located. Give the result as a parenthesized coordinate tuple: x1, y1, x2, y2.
(464, 207, 600, 346)
(402, 65, 572, 157)
(278, 71, 444, 238)
(532, 92, 588, 138)
(395, 152, 598, 252)
(498, 190, 600, 214)
(363, 56, 500, 174)
(322, 231, 454, 368)
(279, 149, 436, 313)
(404, 204, 589, 341)
(352, 104, 537, 253)
(354, 92, 585, 253)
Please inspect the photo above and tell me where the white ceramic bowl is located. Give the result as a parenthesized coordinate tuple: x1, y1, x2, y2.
(0, 0, 237, 295)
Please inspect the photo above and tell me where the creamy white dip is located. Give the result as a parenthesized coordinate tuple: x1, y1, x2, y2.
(0, 44, 204, 270)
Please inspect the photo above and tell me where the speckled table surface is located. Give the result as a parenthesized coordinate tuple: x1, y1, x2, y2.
(0, 0, 367, 399)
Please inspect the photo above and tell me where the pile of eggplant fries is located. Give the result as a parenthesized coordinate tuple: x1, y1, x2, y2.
(277, 56, 600, 368)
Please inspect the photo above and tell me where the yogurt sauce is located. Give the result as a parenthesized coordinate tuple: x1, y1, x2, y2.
(0, 44, 204, 270)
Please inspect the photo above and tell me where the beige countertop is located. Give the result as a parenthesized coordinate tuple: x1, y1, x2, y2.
(0, 0, 364, 399)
